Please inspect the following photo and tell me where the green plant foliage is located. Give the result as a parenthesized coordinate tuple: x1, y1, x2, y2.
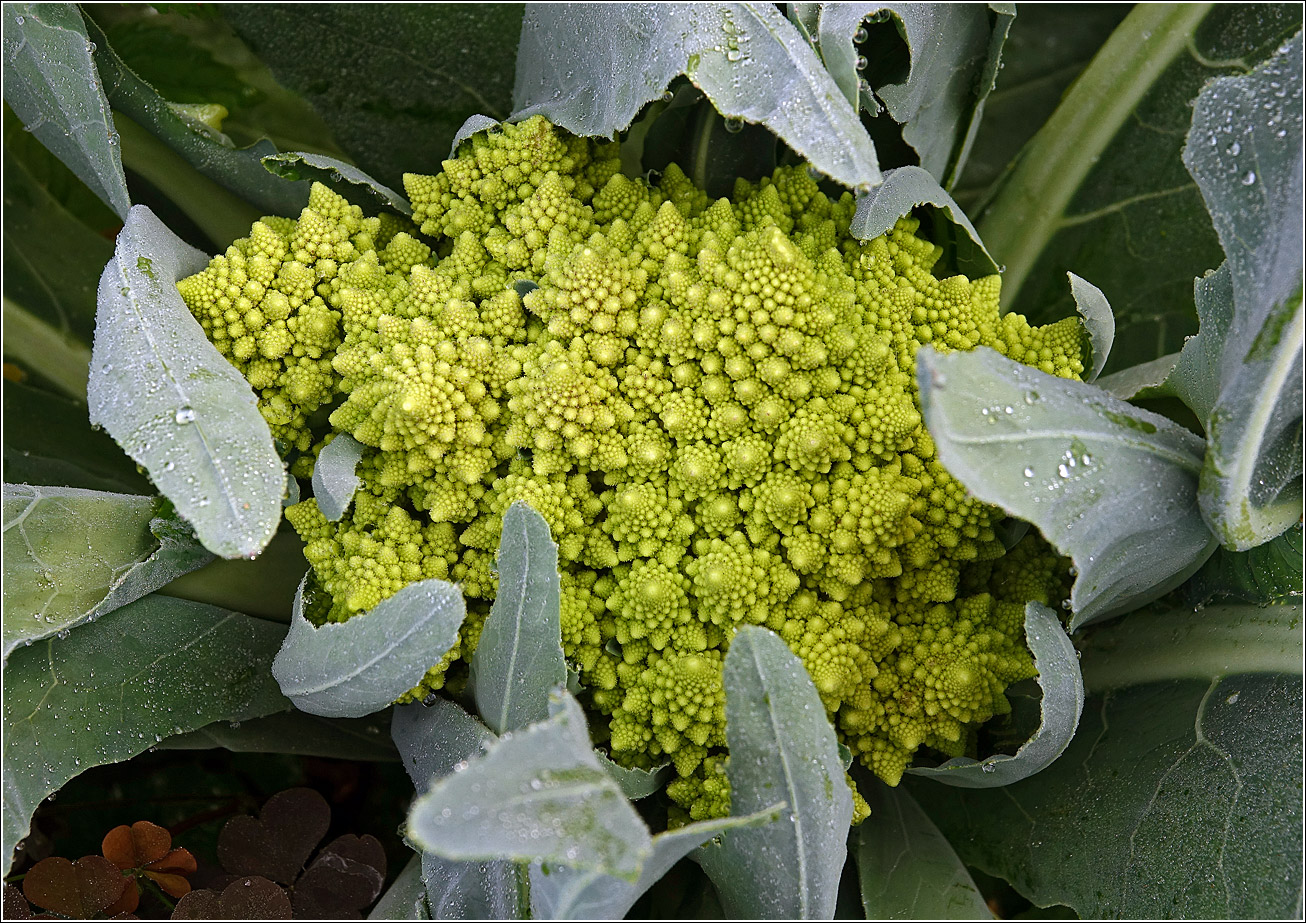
(1, 484, 212, 659)
(158, 709, 398, 762)
(311, 433, 364, 522)
(1, 4, 131, 219)
(1187, 522, 1304, 607)
(697, 626, 853, 919)
(87, 206, 285, 559)
(223, 4, 525, 189)
(1182, 32, 1304, 550)
(917, 604, 1303, 918)
(469, 502, 566, 735)
(909, 603, 1083, 787)
(513, 4, 881, 188)
(855, 783, 991, 919)
(2, 595, 289, 874)
(271, 577, 465, 718)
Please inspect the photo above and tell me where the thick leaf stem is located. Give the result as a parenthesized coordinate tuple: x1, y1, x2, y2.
(977, 3, 1213, 309)
(2, 297, 92, 400)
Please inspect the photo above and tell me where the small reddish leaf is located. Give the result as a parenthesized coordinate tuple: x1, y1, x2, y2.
(216, 788, 330, 885)
(104, 880, 140, 917)
(291, 834, 388, 919)
(143, 871, 192, 900)
(102, 822, 173, 870)
(3, 884, 33, 920)
(23, 856, 127, 918)
(147, 848, 198, 877)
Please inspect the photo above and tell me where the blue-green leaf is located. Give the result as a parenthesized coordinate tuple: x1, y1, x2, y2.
(1068, 272, 1115, 381)
(855, 783, 992, 919)
(696, 626, 851, 919)
(368, 855, 430, 921)
(1, 3, 131, 219)
(1182, 32, 1304, 551)
(271, 577, 465, 718)
(2, 594, 288, 874)
(87, 206, 285, 559)
(513, 4, 880, 189)
(406, 692, 652, 881)
(816, 3, 1015, 187)
(311, 434, 365, 522)
(909, 603, 1083, 787)
(915, 604, 1303, 919)
(917, 346, 1217, 629)
(261, 152, 412, 216)
(391, 697, 528, 920)
(849, 165, 998, 276)
(1186, 522, 1304, 608)
(528, 806, 782, 920)
(595, 753, 671, 801)
(470, 501, 565, 735)
(2, 484, 212, 660)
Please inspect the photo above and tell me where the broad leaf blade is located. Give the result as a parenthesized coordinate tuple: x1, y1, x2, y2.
(513, 4, 880, 190)
(909, 603, 1083, 787)
(1, 3, 131, 219)
(470, 501, 565, 735)
(1186, 523, 1304, 608)
(87, 206, 285, 559)
(391, 697, 528, 920)
(158, 710, 397, 762)
(917, 346, 1217, 628)
(817, 3, 1015, 186)
(311, 434, 365, 523)
(850, 165, 997, 276)
(1, 382, 149, 494)
(528, 807, 782, 920)
(2, 485, 213, 660)
(697, 626, 852, 919)
(916, 603, 1304, 919)
(272, 577, 465, 719)
(1182, 31, 1304, 550)
(83, 14, 310, 218)
(406, 692, 652, 881)
(223, 4, 522, 190)
(976, 4, 1301, 377)
(855, 784, 991, 920)
(1068, 272, 1115, 381)
(2, 595, 288, 874)
(2, 145, 111, 347)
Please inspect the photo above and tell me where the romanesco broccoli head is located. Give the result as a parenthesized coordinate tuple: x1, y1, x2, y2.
(178, 114, 1082, 822)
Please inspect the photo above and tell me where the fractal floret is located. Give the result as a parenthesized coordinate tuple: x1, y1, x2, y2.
(178, 116, 1081, 822)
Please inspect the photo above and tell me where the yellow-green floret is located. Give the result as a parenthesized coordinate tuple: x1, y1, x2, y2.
(178, 116, 1082, 822)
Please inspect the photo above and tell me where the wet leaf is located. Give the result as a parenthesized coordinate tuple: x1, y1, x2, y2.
(261, 152, 412, 216)
(172, 876, 292, 920)
(1186, 522, 1304, 607)
(2, 485, 213, 660)
(855, 783, 991, 919)
(102, 821, 172, 869)
(696, 626, 851, 918)
(223, 4, 522, 190)
(271, 576, 464, 719)
(1, 4, 131, 219)
(470, 502, 565, 735)
(22, 855, 126, 919)
(217, 788, 330, 886)
(87, 205, 285, 559)
(292, 834, 387, 919)
(406, 692, 651, 881)
(1182, 31, 1304, 550)
(917, 346, 1217, 628)
(513, 4, 880, 190)
(849, 164, 997, 276)
(158, 710, 398, 762)
(310, 434, 365, 523)
(367, 855, 429, 921)
(909, 603, 1084, 787)
(815, 3, 1015, 186)
(1, 595, 288, 875)
(1067, 272, 1115, 382)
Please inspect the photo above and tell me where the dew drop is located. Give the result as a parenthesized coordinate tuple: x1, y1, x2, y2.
(723, 117, 745, 133)
(1057, 464, 1071, 478)
(1242, 171, 1256, 185)
(854, 26, 868, 43)
(855, 55, 868, 71)
(1024, 390, 1040, 404)
(1023, 467, 1035, 478)
(175, 406, 196, 424)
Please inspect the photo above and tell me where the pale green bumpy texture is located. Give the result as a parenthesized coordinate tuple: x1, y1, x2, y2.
(177, 117, 1084, 822)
